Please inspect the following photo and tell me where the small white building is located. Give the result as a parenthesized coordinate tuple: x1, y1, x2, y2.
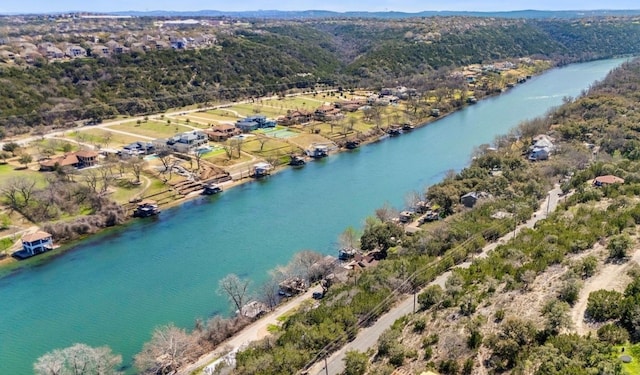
(20, 231, 53, 257)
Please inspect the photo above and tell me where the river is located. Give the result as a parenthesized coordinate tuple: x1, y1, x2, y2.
(0, 58, 627, 374)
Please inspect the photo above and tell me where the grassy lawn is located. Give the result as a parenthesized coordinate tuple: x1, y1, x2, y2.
(0, 163, 48, 187)
(263, 97, 320, 110)
(193, 111, 239, 123)
(230, 104, 283, 118)
(242, 137, 298, 156)
(110, 121, 193, 139)
(616, 344, 640, 374)
(204, 152, 253, 166)
(166, 117, 209, 129)
(70, 129, 139, 148)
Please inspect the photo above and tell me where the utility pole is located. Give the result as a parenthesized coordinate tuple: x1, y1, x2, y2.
(324, 356, 329, 375)
(546, 192, 551, 217)
(413, 290, 417, 313)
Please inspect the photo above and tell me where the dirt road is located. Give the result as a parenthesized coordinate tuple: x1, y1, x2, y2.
(310, 185, 564, 375)
(571, 248, 640, 335)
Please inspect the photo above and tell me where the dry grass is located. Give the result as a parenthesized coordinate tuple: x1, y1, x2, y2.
(110, 120, 192, 139)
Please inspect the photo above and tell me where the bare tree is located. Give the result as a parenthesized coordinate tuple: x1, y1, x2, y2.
(34, 343, 122, 375)
(404, 190, 423, 211)
(128, 157, 147, 183)
(83, 169, 100, 193)
(98, 166, 114, 194)
(134, 324, 195, 375)
(232, 138, 244, 158)
(256, 134, 270, 152)
(375, 202, 399, 222)
(338, 226, 361, 251)
(222, 141, 234, 160)
(193, 151, 203, 174)
(258, 276, 281, 310)
(291, 250, 324, 280)
(217, 273, 251, 313)
(156, 147, 172, 172)
(2, 176, 37, 210)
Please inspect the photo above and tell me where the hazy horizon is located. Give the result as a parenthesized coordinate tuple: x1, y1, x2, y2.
(1, 0, 639, 15)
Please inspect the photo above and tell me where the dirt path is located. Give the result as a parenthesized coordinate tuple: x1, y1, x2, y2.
(571, 248, 640, 335)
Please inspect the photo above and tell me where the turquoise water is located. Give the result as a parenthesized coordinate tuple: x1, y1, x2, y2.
(0, 58, 627, 374)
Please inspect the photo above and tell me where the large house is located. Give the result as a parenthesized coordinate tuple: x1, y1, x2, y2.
(277, 110, 313, 125)
(39, 150, 99, 171)
(314, 105, 343, 121)
(155, 130, 208, 153)
(235, 115, 276, 132)
(204, 124, 242, 141)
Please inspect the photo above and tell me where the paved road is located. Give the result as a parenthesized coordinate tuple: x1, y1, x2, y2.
(309, 185, 564, 375)
(0, 90, 335, 150)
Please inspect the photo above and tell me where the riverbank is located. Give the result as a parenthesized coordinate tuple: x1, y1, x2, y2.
(0, 63, 540, 268)
(0, 58, 627, 375)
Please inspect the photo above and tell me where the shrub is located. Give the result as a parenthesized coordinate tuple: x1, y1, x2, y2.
(597, 323, 629, 344)
(418, 285, 444, 310)
(608, 234, 631, 260)
(585, 290, 624, 322)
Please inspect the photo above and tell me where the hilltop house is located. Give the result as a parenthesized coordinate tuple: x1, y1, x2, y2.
(593, 175, 625, 187)
(461, 191, 490, 208)
(529, 134, 555, 161)
(64, 44, 87, 58)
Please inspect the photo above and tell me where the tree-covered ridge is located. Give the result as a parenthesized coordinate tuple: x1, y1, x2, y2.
(3, 17, 640, 136)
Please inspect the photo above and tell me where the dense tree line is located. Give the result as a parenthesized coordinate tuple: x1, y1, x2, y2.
(3, 17, 640, 136)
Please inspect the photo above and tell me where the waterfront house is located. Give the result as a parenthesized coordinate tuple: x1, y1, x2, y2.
(202, 182, 222, 195)
(252, 162, 273, 178)
(308, 145, 329, 158)
(288, 155, 306, 167)
(15, 231, 53, 259)
(133, 200, 160, 218)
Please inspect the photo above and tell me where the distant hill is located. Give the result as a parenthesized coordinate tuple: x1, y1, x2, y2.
(107, 9, 640, 19)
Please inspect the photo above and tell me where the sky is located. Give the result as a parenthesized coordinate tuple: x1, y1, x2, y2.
(1, 0, 639, 14)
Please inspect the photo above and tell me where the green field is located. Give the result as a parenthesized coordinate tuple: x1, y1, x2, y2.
(69, 129, 139, 148)
(617, 344, 640, 374)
